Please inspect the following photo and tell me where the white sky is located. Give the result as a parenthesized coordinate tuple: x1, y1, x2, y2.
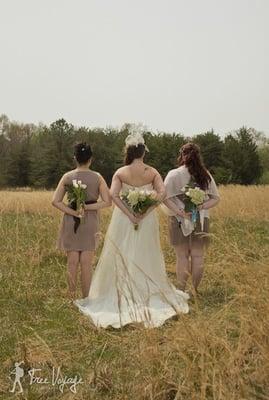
(0, 0, 268, 136)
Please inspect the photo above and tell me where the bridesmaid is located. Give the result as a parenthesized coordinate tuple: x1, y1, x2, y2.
(164, 143, 220, 294)
(52, 142, 111, 299)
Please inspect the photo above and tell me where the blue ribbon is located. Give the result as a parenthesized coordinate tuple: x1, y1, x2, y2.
(191, 208, 198, 224)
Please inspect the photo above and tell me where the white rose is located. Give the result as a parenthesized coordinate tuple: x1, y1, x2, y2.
(138, 190, 146, 201)
(187, 188, 205, 205)
(127, 190, 140, 206)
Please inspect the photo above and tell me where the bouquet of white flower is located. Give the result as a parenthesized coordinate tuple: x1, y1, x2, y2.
(182, 181, 206, 225)
(65, 179, 88, 233)
(120, 188, 159, 230)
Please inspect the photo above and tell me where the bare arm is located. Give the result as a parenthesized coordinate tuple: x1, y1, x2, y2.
(51, 174, 80, 217)
(138, 171, 166, 219)
(199, 195, 220, 211)
(84, 175, 112, 211)
(163, 197, 190, 218)
(110, 173, 139, 224)
(153, 171, 166, 201)
(199, 173, 220, 210)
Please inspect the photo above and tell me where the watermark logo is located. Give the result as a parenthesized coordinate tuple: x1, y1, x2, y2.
(10, 361, 24, 393)
(10, 362, 83, 394)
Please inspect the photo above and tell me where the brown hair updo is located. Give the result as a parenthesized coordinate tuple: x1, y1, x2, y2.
(178, 142, 211, 190)
(74, 142, 92, 165)
(124, 143, 145, 165)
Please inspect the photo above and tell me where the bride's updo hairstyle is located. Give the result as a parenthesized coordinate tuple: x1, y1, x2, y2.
(124, 130, 148, 165)
(124, 143, 145, 165)
(74, 142, 92, 165)
(178, 142, 211, 190)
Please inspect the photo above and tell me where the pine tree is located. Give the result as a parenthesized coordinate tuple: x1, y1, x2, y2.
(31, 119, 75, 188)
(224, 127, 262, 184)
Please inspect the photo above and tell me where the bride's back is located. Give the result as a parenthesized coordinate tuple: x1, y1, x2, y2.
(117, 162, 156, 187)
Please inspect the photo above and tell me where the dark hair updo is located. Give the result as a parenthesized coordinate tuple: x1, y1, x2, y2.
(124, 143, 145, 165)
(74, 142, 92, 165)
(178, 142, 211, 190)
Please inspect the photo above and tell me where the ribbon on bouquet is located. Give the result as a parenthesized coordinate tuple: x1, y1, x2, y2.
(191, 208, 198, 224)
(69, 200, 97, 234)
(176, 208, 206, 237)
(199, 209, 205, 231)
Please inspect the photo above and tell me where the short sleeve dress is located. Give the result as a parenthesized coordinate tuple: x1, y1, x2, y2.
(57, 170, 101, 252)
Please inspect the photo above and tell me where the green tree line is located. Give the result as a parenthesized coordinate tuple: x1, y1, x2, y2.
(0, 114, 268, 188)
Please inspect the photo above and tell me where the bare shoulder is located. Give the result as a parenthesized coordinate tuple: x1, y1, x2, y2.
(114, 166, 128, 180)
(144, 165, 160, 178)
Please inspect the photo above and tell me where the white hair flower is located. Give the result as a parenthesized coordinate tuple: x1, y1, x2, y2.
(125, 132, 144, 147)
(125, 126, 149, 151)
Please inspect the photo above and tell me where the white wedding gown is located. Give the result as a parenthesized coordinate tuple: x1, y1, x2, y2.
(75, 183, 189, 328)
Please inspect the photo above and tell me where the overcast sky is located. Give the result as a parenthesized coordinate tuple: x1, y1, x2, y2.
(0, 0, 268, 136)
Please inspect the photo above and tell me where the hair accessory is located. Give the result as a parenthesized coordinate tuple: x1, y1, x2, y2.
(125, 125, 149, 152)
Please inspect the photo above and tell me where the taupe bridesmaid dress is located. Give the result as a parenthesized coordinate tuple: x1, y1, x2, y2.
(57, 170, 100, 252)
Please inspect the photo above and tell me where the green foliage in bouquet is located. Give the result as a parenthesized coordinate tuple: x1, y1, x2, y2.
(181, 179, 206, 223)
(120, 189, 159, 215)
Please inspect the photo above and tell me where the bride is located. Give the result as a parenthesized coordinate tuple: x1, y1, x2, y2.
(75, 132, 189, 328)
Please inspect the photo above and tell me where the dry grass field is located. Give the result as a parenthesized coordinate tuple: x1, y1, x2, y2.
(0, 185, 269, 400)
